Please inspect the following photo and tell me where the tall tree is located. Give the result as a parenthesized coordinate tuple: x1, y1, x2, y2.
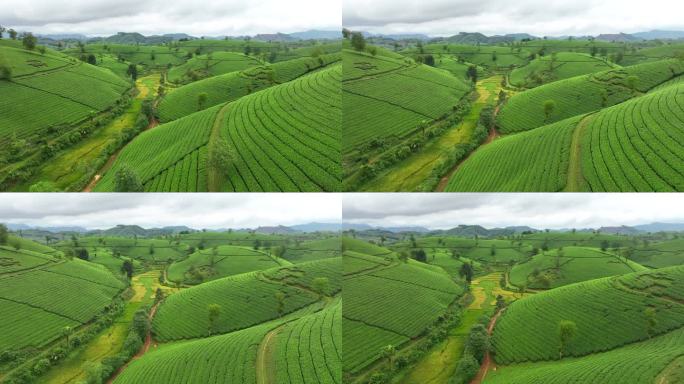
(350, 32, 366, 51)
(22, 33, 37, 50)
(0, 224, 7, 245)
(558, 320, 577, 358)
(114, 165, 143, 192)
(207, 304, 221, 335)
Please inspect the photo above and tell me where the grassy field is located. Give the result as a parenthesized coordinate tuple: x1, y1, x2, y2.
(509, 52, 615, 88)
(343, 240, 463, 375)
(362, 75, 501, 192)
(343, 48, 470, 153)
(508, 246, 647, 289)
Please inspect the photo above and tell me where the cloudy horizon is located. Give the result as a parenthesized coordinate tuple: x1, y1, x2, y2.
(0, 0, 340, 37)
(343, 194, 684, 230)
(0, 194, 342, 230)
(343, 0, 684, 37)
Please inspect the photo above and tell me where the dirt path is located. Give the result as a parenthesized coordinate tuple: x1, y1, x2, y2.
(83, 75, 159, 192)
(255, 325, 283, 384)
(361, 75, 502, 192)
(469, 308, 504, 384)
(206, 103, 232, 192)
(105, 302, 160, 384)
(564, 114, 593, 192)
(434, 90, 502, 192)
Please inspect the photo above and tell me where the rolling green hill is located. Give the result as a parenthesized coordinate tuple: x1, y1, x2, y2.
(448, 80, 684, 192)
(157, 53, 340, 122)
(342, 241, 463, 374)
(496, 59, 684, 133)
(579, 83, 684, 191)
(153, 258, 341, 340)
(342, 48, 471, 152)
(0, 243, 124, 351)
(166, 245, 287, 284)
(104, 63, 341, 192)
(0, 45, 131, 143)
(509, 52, 615, 88)
(114, 299, 341, 384)
(493, 266, 684, 364)
(445, 115, 580, 191)
(485, 326, 684, 384)
(630, 238, 684, 268)
(166, 51, 262, 83)
(509, 246, 647, 289)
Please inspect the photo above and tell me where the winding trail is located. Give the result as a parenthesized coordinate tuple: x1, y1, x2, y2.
(83, 75, 160, 192)
(256, 324, 283, 384)
(469, 308, 504, 384)
(564, 114, 593, 192)
(105, 301, 160, 384)
(433, 78, 504, 192)
(362, 75, 503, 192)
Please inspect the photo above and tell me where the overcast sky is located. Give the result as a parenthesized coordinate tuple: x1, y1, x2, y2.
(0, 0, 340, 36)
(343, 194, 684, 230)
(0, 194, 341, 230)
(344, 0, 684, 37)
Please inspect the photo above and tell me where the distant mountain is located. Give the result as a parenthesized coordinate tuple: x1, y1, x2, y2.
(443, 32, 534, 44)
(91, 32, 195, 45)
(290, 222, 342, 232)
(289, 30, 340, 40)
(597, 225, 641, 235)
(633, 30, 684, 40)
(441, 224, 491, 237)
(93, 224, 149, 237)
(633, 222, 684, 232)
(341, 223, 374, 231)
(36, 33, 88, 41)
(381, 226, 430, 233)
(253, 33, 296, 42)
(253, 225, 299, 234)
(6, 223, 32, 231)
(6, 223, 88, 233)
(595, 33, 639, 42)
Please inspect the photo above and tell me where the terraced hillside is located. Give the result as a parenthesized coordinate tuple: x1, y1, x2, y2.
(0, 241, 125, 352)
(342, 238, 463, 375)
(166, 51, 262, 83)
(114, 299, 341, 384)
(415, 44, 531, 68)
(447, 80, 684, 192)
(98, 63, 341, 192)
(166, 245, 288, 284)
(487, 266, 684, 384)
(158, 53, 340, 122)
(496, 59, 684, 133)
(508, 246, 647, 289)
(153, 258, 341, 340)
(66, 43, 189, 68)
(0, 45, 131, 142)
(630, 238, 684, 268)
(579, 83, 684, 191)
(493, 266, 684, 364)
(509, 52, 615, 88)
(342, 48, 471, 152)
(56, 236, 188, 262)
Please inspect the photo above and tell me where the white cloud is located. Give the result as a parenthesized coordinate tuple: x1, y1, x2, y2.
(0, 193, 342, 230)
(343, 193, 684, 230)
(0, 0, 341, 36)
(343, 0, 684, 37)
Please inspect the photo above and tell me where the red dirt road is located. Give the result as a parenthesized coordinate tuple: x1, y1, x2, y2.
(470, 308, 504, 384)
(106, 302, 160, 384)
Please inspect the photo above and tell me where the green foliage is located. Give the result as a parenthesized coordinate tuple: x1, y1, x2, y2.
(493, 266, 684, 364)
(580, 84, 684, 191)
(113, 164, 143, 192)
